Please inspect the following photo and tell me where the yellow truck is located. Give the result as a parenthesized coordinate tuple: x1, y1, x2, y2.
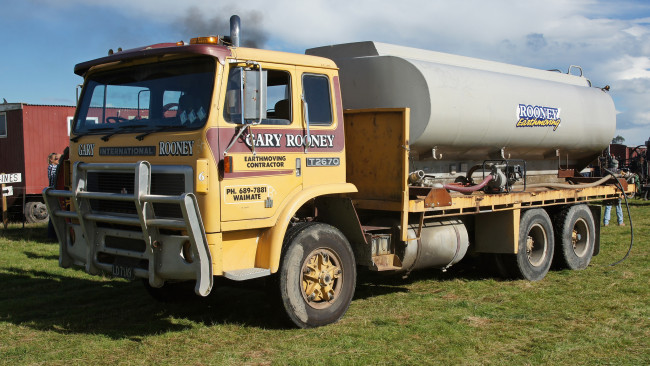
(44, 16, 632, 328)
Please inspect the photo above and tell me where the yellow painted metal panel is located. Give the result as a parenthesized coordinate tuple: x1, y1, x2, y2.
(231, 47, 338, 70)
(343, 108, 410, 202)
(475, 208, 521, 254)
(206, 232, 223, 275)
(420, 185, 633, 218)
(255, 182, 357, 273)
(195, 159, 209, 193)
(217, 61, 303, 223)
(354, 184, 632, 219)
(296, 66, 348, 189)
(342, 108, 413, 239)
(221, 229, 263, 272)
(221, 171, 301, 221)
(400, 190, 410, 241)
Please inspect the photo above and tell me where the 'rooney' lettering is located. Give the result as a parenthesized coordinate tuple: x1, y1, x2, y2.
(519, 104, 560, 120)
(159, 140, 195, 156)
(516, 104, 561, 131)
(285, 134, 334, 148)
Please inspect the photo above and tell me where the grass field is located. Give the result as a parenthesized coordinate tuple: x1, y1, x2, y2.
(0, 201, 648, 365)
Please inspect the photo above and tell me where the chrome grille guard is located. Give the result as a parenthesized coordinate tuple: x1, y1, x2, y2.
(42, 161, 213, 296)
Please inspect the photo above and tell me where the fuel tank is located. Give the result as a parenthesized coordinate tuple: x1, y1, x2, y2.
(307, 42, 615, 173)
(401, 219, 469, 272)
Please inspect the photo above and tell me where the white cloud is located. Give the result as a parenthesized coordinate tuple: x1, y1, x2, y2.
(31, 0, 650, 145)
(617, 57, 650, 80)
(636, 111, 650, 124)
(623, 25, 649, 38)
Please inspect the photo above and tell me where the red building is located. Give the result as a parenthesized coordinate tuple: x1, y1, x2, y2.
(0, 103, 73, 222)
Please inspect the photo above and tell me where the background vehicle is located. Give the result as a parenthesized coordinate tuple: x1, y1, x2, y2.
(44, 16, 633, 328)
(1, 103, 71, 223)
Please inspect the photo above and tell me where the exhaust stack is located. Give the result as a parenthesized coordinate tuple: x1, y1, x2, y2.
(230, 15, 241, 47)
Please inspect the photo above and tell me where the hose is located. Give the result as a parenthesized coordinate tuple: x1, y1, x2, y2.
(603, 169, 634, 266)
(465, 165, 483, 181)
(444, 175, 493, 193)
(521, 174, 614, 189)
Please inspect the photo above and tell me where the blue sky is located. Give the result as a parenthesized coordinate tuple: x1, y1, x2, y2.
(2, 0, 650, 146)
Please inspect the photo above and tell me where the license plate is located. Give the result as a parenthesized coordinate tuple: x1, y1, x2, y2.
(306, 157, 340, 167)
(112, 263, 135, 280)
(112, 257, 138, 280)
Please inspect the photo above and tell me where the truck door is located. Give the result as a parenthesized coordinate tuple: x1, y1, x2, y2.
(218, 63, 302, 222)
(297, 69, 347, 189)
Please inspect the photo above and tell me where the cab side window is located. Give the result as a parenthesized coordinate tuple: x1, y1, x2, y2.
(302, 74, 332, 125)
(223, 67, 292, 125)
(266, 71, 292, 124)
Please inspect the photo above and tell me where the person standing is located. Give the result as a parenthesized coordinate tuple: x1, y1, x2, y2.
(48, 153, 59, 187)
(603, 154, 624, 226)
(47, 153, 60, 239)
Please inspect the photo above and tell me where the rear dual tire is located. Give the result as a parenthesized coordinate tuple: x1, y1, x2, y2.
(496, 205, 596, 280)
(497, 209, 554, 281)
(553, 204, 595, 270)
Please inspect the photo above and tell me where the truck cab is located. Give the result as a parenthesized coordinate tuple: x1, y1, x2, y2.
(45, 24, 355, 311)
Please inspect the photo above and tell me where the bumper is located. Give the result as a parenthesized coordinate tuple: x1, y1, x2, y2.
(42, 161, 213, 296)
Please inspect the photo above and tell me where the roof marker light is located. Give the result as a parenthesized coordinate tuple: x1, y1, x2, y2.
(190, 36, 219, 45)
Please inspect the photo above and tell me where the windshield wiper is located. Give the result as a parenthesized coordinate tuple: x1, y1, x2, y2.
(71, 127, 114, 143)
(135, 125, 178, 141)
(101, 124, 148, 142)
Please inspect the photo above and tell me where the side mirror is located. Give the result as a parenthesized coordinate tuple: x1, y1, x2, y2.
(242, 68, 266, 123)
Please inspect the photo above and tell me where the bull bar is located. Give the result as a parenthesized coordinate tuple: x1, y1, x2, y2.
(42, 161, 213, 296)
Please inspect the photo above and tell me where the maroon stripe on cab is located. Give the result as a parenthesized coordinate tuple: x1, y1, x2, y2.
(206, 124, 344, 157)
(223, 170, 294, 178)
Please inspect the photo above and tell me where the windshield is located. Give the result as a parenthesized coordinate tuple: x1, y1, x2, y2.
(73, 57, 215, 135)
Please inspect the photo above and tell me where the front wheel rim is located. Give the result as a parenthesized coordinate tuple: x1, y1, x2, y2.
(301, 248, 343, 309)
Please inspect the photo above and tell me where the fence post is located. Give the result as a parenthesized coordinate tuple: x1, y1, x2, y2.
(2, 181, 7, 229)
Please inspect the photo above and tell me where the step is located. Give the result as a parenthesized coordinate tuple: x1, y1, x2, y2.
(223, 267, 271, 281)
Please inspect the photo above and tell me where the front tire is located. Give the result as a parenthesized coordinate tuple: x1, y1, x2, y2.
(554, 205, 595, 270)
(278, 222, 356, 328)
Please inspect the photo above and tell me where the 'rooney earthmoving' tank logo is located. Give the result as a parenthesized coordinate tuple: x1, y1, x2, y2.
(516, 104, 561, 131)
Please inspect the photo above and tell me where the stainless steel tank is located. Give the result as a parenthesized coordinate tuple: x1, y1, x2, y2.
(401, 219, 469, 272)
(307, 42, 615, 174)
